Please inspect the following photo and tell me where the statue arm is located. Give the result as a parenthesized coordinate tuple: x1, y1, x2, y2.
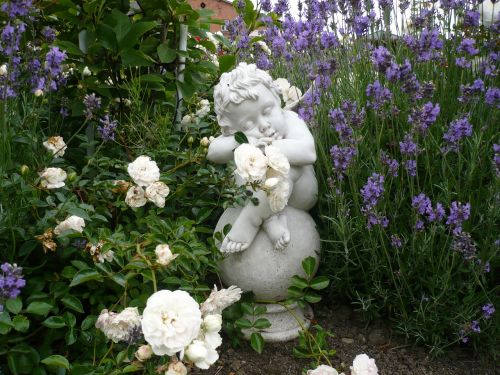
(207, 135, 239, 164)
(273, 121, 316, 166)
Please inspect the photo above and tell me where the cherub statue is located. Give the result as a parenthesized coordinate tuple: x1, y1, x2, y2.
(208, 63, 318, 254)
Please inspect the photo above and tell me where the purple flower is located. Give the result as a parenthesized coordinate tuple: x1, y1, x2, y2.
(0, 263, 26, 300)
(330, 145, 357, 177)
(42, 26, 56, 42)
(320, 32, 339, 49)
(457, 38, 479, 56)
(464, 10, 480, 27)
(381, 152, 399, 177)
(83, 93, 101, 120)
(0, 0, 34, 18)
(391, 234, 402, 248)
(482, 303, 495, 319)
(471, 320, 480, 333)
(483, 260, 491, 273)
(371, 46, 394, 74)
(366, 80, 392, 112)
(442, 117, 473, 153)
(415, 219, 425, 231)
(260, 0, 272, 12)
(45, 46, 67, 77)
(446, 201, 470, 234)
(451, 232, 476, 259)
(426, 202, 445, 223)
(459, 79, 485, 103)
(400, 133, 418, 156)
(404, 160, 417, 177)
(360, 173, 385, 209)
(408, 102, 440, 134)
(412, 193, 431, 215)
(256, 53, 273, 70)
(353, 15, 370, 37)
(97, 114, 118, 142)
(341, 100, 366, 128)
(485, 87, 500, 108)
(405, 28, 443, 62)
(379, 0, 392, 9)
(455, 57, 472, 69)
(459, 328, 469, 343)
(493, 143, 500, 177)
(273, 0, 289, 15)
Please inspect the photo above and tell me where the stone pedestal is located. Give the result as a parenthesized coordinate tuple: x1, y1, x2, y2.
(215, 206, 320, 341)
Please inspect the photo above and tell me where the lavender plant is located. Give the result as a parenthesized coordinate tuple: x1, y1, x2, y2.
(232, 0, 499, 356)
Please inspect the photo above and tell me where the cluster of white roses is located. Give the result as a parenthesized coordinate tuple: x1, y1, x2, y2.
(39, 136, 69, 189)
(234, 143, 291, 213)
(125, 156, 170, 208)
(274, 78, 303, 109)
(181, 99, 211, 125)
(95, 285, 242, 372)
(53, 215, 85, 236)
(307, 354, 378, 375)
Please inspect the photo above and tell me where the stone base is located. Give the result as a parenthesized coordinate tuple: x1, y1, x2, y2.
(243, 303, 313, 342)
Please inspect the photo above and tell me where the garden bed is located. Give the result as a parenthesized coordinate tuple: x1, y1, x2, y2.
(193, 303, 497, 375)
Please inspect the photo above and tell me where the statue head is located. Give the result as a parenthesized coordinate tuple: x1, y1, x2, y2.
(214, 63, 282, 136)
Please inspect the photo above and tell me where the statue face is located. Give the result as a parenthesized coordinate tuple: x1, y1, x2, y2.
(225, 84, 286, 140)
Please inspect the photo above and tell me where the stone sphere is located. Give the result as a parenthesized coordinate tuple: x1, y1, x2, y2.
(215, 206, 320, 301)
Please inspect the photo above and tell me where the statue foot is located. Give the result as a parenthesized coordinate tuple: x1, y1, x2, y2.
(263, 214, 290, 251)
(220, 219, 260, 254)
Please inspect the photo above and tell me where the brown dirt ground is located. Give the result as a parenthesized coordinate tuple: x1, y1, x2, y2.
(192, 302, 498, 375)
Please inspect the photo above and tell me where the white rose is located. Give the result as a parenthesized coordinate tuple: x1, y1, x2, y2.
(350, 354, 378, 375)
(82, 66, 91, 76)
(181, 114, 193, 124)
(274, 78, 291, 94)
(234, 144, 268, 182)
(257, 40, 271, 55)
(202, 331, 222, 349)
(135, 345, 153, 362)
(53, 215, 85, 236)
(0, 64, 7, 76)
(264, 177, 279, 189)
(98, 250, 114, 263)
(285, 86, 302, 105)
(264, 145, 290, 175)
(127, 155, 160, 187)
(166, 361, 188, 375)
(185, 339, 219, 370)
(125, 185, 147, 208)
(200, 137, 210, 147)
(145, 181, 170, 208)
(43, 136, 67, 157)
(95, 307, 141, 343)
(268, 178, 290, 213)
(142, 290, 202, 356)
(155, 244, 178, 266)
(40, 167, 67, 189)
(196, 105, 210, 118)
(200, 285, 242, 316)
(203, 314, 222, 333)
(34, 89, 44, 97)
(307, 364, 343, 375)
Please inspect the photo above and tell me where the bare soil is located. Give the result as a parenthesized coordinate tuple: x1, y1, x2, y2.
(192, 302, 497, 375)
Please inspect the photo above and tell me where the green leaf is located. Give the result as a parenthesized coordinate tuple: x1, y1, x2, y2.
(218, 54, 236, 73)
(41, 355, 70, 370)
(26, 302, 53, 316)
(240, 302, 254, 315)
(0, 312, 13, 334)
(43, 316, 66, 329)
(55, 40, 83, 56)
(119, 21, 157, 48)
(70, 269, 103, 287)
(6, 297, 22, 314)
(12, 315, 30, 332)
(304, 291, 322, 304)
(250, 332, 264, 354)
(234, 131, 249, 144)
(290, 275, 309, 289)
(157, 43, 177, 63)
(253, 318, 271, 329)
(122, 364, 142, 372)
(61, 295, 84, 313)
(309, 276, 330, 290)
(81, 315, 96, 330)
(96, 24, 118, 52)
(287, 286, 304, 298)
(120, 49, 155, 67)
(65, 328, 77, 345)
(235, 318, 253, 329)
(302, 256, 316, 277)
